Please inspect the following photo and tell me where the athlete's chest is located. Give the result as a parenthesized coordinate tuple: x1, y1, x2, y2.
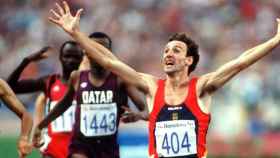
(156, 104, 196, 122)
(164, 86, 189, 106)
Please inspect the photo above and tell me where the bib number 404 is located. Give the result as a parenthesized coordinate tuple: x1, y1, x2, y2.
(162, 131, 191, 155)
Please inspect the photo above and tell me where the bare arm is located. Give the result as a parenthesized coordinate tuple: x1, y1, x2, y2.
(125, 85, 146, 111)
(34, 93, 46, 126)
(49, 1, 153, 94)
(0, 79, 33, 157)
(0, 79, 33, 137)
(32, 93, 46, 149)
(125, 85, 149, 121)
(7, 47, 51, 93)
(198, 19, 280, 96)
(121, 106, 149, 122)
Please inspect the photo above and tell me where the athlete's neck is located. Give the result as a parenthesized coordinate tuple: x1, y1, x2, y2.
(90, 67, 107, 79)
(62, 69, 71, 83)
(88, 70, 110, 87)
(166, 70, 190, 89)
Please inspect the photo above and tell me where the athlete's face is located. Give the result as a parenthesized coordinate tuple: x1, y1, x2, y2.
(162, 40, 192, 74)
(60, 43, 83, 72)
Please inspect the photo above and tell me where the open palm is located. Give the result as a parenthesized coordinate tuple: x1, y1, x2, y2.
(49, 1, 83, 35)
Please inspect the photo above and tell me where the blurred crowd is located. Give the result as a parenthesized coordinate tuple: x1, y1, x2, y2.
(1, 0, 280, 156)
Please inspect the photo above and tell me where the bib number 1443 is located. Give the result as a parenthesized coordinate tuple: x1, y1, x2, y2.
(80, 103, 117, 137)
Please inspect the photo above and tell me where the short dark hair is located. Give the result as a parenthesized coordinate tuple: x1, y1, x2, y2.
(59, 40, 80, 59)
(168, 33, 199, 74)
(89, 32, 112, 50)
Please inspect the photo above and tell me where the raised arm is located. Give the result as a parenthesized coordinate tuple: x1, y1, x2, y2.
(198, 19, 280, 96)
(48, 1, 153, 94)
(0, 79, 33, 157)
(7, 47, 51, 93)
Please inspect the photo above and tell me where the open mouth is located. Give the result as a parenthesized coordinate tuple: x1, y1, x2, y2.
(165, 60, 174, 66)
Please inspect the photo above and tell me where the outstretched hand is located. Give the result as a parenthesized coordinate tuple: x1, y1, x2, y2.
(26, 46, 51, 62)
(49, 1, 83, 35)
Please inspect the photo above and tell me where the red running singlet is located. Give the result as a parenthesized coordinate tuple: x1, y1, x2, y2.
(41, 74, 76, 158)
(149, 78, 210, 158)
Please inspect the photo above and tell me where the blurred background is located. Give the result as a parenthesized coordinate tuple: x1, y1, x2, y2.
(0, 0, 280, 157)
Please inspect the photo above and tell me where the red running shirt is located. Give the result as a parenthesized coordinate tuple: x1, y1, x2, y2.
(149, 78, 210, 158)
(41, 75, 76, 158)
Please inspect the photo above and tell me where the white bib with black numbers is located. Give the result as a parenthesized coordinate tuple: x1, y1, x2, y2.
(155, 120, 197, 157)
(80, 103, 117, 137)
(50, 101, 76, 133)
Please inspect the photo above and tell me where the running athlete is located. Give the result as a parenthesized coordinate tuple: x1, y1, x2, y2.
(48, 2, 280, 158)
(7, 42, 84, 158)
(0, 79, 33, 158)
(35, 32, 147, 158)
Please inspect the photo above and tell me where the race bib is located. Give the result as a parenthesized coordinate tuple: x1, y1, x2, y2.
(50, 101, 76, 133)
(155, 120, 197, 157)
(80, 103, 117, 137)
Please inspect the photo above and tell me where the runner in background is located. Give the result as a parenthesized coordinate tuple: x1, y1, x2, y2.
(7, 42, 84, 158)
(35, 32, 147, 158)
